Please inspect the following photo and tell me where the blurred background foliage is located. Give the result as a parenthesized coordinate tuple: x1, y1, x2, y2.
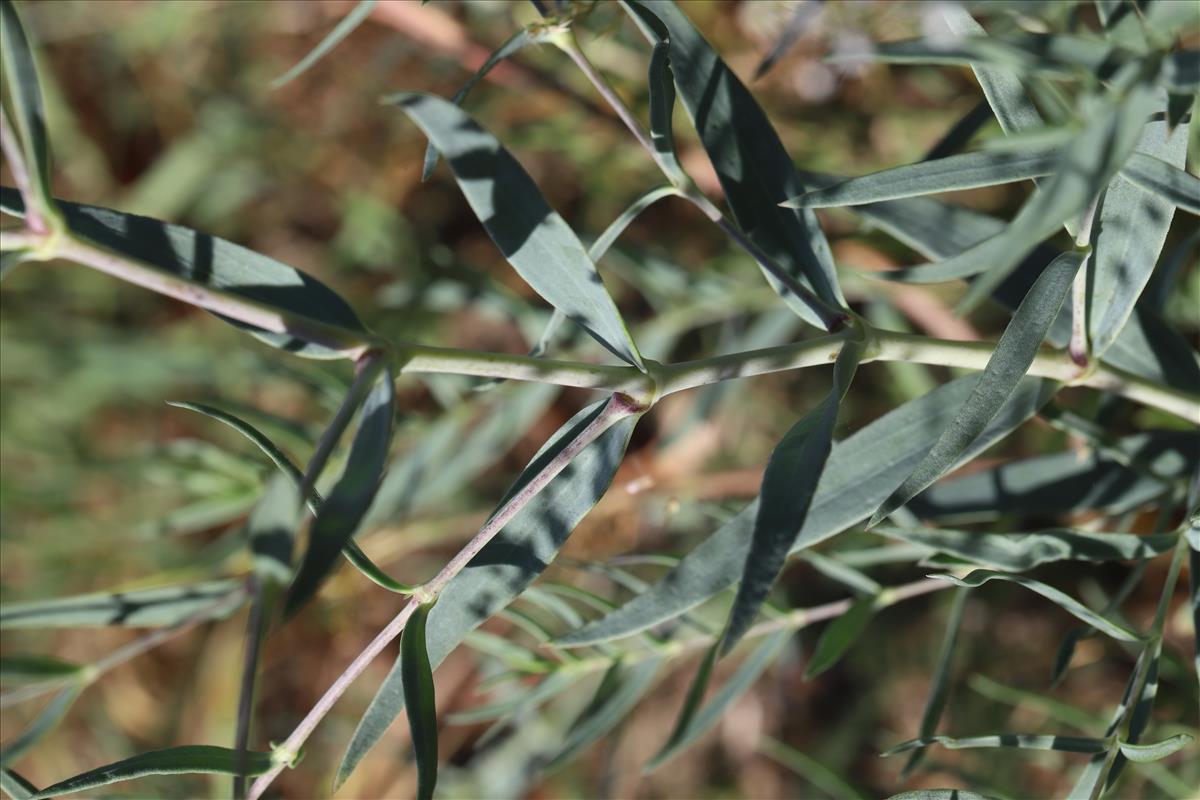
(1, 1, 1197, 798)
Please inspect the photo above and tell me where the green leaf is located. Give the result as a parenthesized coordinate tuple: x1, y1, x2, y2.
(648, 630, 790, 771)
(0, 0, 60, 228)
(760, 736, 866, 800)
(783, 147, 1059, 209)
(286, 363, 395, 616)
(887, 792, 998, 800)
(1117, 734, 1194, 763)
(878, 527, 1178, 572)
(721, 334, 864, 653)
(882, 734, 1107, 757)
(0, 684, 83, 767)
(752, 3, 819, 80)
(1162, 50, 1199, 92)
(556, 375, 1054, 647)
(0, 656, 84, 685)
(28, 745, 274, 799)
(903, 588, 969, 778)
(0, 249, 29, 280)
(1, 769, 36, 800)
(168, 400, 415, 594)
(622, 0, 846, 327)
(1089, 97, 1192, 358)
(271, 0, 376, 88)
(0, 188, 367, 360)
(639, 9, 687, 186)
(0, 580, 242, 629)
(336, 399, 639, 786)
(543, 656, 663, 771)
(869, 250, 1082, 527)
(388, 92, 644, 370)
(933, 570, 1143, 642)
(245, 475, 299, 587)
(446, 670, 581, 725)
(402, 602, 438, 800)
(422, 25, 555, 180)
(804, 597, 875, 679)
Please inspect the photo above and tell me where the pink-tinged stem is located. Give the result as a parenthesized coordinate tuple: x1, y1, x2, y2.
(0, 105, 46, 235)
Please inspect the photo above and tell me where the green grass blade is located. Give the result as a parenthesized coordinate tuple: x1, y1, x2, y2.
(869, 250, 1082, 527)
(0, 187, 366, 360)
(336, 400, 639, 786)
(389, 93, 644, 370)
(622, 0, 847, 326)
(0, 684, 83, 767)
(29, 746, 274, 799)
(286, 363, 395, 617)
(903, 587, 969, 778)
(271, 0, 376, 89)
(721, 335, 863, 654)
(543, 656, 663, 771)
(0, 657, 84, 686)
(0, 580, 241, 629)
(804, 597, 874, 679)
(878, 527, 1177, 572)
(783, 148, 1059, 209)
(402, 602, 439, 800)
(0, 0, 60, 228)
(555, 376, 1053, 647)
(933, 570, 1143, 642)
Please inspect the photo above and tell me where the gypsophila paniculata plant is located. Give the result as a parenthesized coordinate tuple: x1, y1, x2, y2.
(1, 0, 1198, 798)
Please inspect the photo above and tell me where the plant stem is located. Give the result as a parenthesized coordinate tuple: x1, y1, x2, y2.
(245, 393, 641, 800)
(233, 580, 265, 800)
(0, 105, 46, 235)
(1069, 196, 1099, 368)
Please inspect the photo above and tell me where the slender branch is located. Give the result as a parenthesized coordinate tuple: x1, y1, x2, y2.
(233, 580, 266, 800)
(0, 105, 45, 235)
(246, 393, 642, 800)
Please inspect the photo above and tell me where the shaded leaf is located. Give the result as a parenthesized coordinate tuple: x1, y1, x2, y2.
(805, 597, 874, 679)
(402, 602, 438, 800)
(760, 736, 866, 800)
(246, 475, 299, 587)
(1122, 152, 1200, 216)
(337, 399, 639, 785)
(0, 685, 83, 767)
(878, 527, 1177, 572)
(639, 9, 687, 185)
(622, 0, 846, 327)
(722, 334, 864, 653)
(446, 671, 581, 726)
(903, 587, 969, 778)
(933, 571, 1143, 642)
(286, 363, 395, 616)
(753, 1, 821, 80)
(0, 770, 36, 800)
(29, 746, 274, 799)
(0, 580, 241, 629)
(389, 93, 644, 369)
(557, 376, 1054, 647)
(271, 0, 376, 88)
(869, 250, 1082, 526)
(0, 188, 366, 360)
(0, 657, 84, 686)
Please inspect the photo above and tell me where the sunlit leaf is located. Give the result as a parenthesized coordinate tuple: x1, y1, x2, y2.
(933, 571, 1143, 642)
(1117, 734, 1194, 763)
(0, 580, 242, 629)
(271, 0, 376, 88)
(28, 746, 274, 799)
(388, 93, 645, 369)
(402, 602, 438, 800)
(883, 733, 1107, 757)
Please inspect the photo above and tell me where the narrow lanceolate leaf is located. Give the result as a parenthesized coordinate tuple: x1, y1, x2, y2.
(336, 400, 639, 786)
(390, 93, 644, 370)
(286, 364, 395, 617)
(0, 188, 367, 360)
(805, 598, 875, 679)
(639, 8, 687, 185)
(422, 25, 555, 180)
(760, 737, 867, 800)
(297, 357, 386, 505)
(782, 148, 1060, 209)
(878, 527, 1177, 572)
(0, 580, 241, 629)
(1117, 734, 1194, 763)
(0, 657, 83, 685)
(882, 734, 1107, 757)
(1089, 97, 1192, 358)
(0, 0, 60, 227)
(557, 376, 1054, 647)
(543, 657, 664, 771)
(648, 630, 791, 771)
(589, 186, 680, 264)
(28, 746, 274, 799)
(887, 792, 996, 800)
(622, 0, 846, 327)
(903, 588, 969, 778)
(246, 476, 299, 587)
(446, 670, 581, 726)
(869, 251, 1082, 527)
(933, 571, 1142, 642)
(168, 401, 412, 594)
(271, 0, 376, 88)
(722, 336, 864, 654)
(0, 685, 83, 767)
(1163, 50, 1199, 92)
(402, 603, 438, 800)
(1, 769, 36, 800)
(885, 84, 1155, 307)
